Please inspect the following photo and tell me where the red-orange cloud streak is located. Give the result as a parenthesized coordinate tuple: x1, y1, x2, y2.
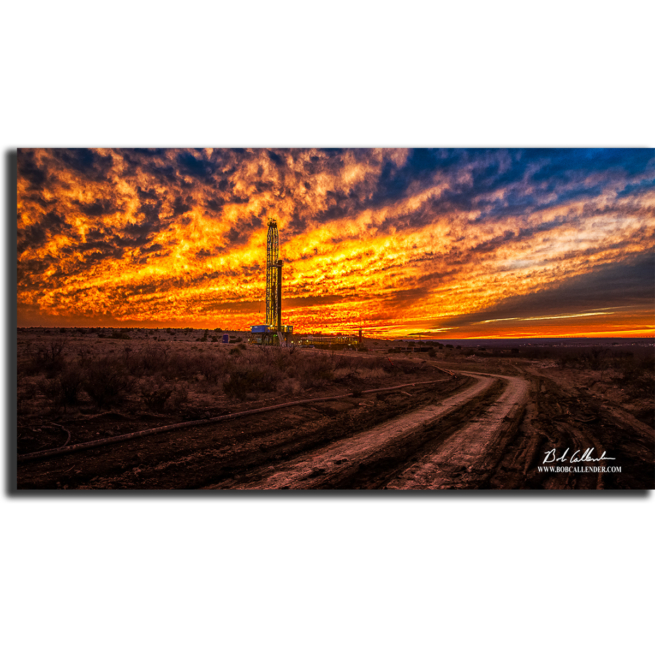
(17, 148, 655, 338)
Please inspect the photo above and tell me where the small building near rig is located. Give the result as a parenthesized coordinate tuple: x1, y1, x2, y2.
(250, 218, 293, 346)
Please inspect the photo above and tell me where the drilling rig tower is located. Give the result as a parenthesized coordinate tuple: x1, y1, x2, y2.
(265, 217, 281, 328)
(250, 217, 293, 345)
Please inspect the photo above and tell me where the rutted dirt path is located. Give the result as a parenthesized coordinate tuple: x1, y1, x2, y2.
(386, 374, 529, 489)
(18, 360, 651, 490)
(209, 372, 520, 489)
(18, 372, 471, 489)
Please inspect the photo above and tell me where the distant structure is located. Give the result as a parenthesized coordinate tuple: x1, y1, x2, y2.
(265, 217, 281, 327)
(251, 218, 293, 346)
(295, 334, 359, 349)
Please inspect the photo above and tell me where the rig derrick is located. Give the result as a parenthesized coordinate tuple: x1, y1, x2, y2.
(251, 217, 293, 346)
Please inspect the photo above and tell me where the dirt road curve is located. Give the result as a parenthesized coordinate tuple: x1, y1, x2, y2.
(386, 374, 529, 489)
(19, 361, 651, 489)
(209, 372, 526, 489)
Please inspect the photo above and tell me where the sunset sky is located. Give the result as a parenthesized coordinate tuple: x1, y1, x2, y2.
(17, 148, 655, 339)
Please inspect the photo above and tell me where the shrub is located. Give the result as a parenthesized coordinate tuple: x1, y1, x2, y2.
(229, 347, 241, 355)
(169, 385, 189, 411)
(558, 353, 579, 369)
(36, 361, 82, 412)
(279, 378, 301, 395)
(83, 357, 133, 408)
(195, 353, 227, 385)
(223, 370, 260, 400)
(28, 338, 67, 376)
(588, 348, 609, 371)
(140, 380, 174, 412)
(296, 354, 335, 388)
(351, 356, 385, 371)
(618, 351, 655, 390)
(127, 344, 169, 377)
(38, 377, 64, 412)
(223, 362, 281, 400)
(59, 362, 84, 406)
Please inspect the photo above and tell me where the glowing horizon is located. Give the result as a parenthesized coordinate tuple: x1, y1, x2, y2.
(17, 148, 655, 338)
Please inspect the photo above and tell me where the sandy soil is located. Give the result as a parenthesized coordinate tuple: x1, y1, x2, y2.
(208, 373, 498, 489)
(387, 374, 529, 489)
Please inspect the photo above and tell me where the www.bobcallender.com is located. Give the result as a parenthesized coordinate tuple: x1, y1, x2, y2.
(537, 466, 622, 473)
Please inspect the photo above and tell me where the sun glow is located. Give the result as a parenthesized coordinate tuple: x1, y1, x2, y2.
(17, 148, 655, 337)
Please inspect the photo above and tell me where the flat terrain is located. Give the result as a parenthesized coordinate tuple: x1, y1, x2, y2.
(16, 330, 655, 489)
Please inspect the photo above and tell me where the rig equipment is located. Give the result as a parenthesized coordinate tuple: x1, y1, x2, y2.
(265, 218, 282, 329)
(251, 217, 293, 345)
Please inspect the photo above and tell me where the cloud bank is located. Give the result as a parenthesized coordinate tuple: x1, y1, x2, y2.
(17, 148, 655, 337)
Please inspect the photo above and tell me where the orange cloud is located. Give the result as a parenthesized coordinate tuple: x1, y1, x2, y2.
(17, 148, 655, 338)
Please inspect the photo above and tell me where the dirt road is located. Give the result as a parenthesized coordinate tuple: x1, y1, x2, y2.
(207, 373, 505, 489)
(386, 374, 529, 489)
(18, 372, 472, 489)
(17, 360, 653, 490)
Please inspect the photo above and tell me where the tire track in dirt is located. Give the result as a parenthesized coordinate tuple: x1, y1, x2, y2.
(385, 374, 529, 489)
(515, 372, 654, 489)
(317, 379, 506, 490)
(207, 373, 507, 489)
(18, 376, 469, 489)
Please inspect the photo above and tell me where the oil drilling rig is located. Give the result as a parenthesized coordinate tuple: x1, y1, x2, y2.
(250, 218, 293, 345)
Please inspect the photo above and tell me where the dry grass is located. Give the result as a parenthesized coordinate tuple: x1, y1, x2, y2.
(17, 335, 402, 419)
